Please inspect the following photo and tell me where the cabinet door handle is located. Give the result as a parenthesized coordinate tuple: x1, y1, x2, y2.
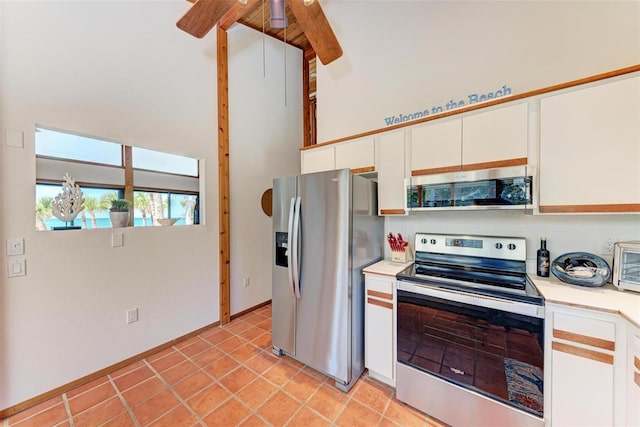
(380, 209, 406, 215)
(552, 341, 613, 365)
(351, 166, 375, 174)
(367, 298, 393, 310)
(553, 329, 615, 351)
(367, 290, 392, 300)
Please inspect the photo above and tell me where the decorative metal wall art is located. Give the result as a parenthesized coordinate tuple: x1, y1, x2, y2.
(51, 173, 85, 229)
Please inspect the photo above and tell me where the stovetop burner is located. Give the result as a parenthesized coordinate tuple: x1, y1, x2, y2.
(397, 233, 544, 305)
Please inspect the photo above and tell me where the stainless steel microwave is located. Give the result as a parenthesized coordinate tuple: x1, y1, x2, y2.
(613, 241, 640, 293)
(406, 165, 536, 211)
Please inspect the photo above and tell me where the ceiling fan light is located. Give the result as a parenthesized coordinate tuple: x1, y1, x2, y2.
(303, 0, 314, 5)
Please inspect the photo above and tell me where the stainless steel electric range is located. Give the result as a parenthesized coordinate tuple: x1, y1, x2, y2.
(396, 233, 544, 427)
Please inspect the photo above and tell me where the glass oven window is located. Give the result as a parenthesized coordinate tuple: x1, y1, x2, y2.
(397, 290, 544, 417)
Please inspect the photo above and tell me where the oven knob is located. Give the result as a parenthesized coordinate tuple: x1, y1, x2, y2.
(421, 238, 427, 244)
(508, 243, 517, 250)
(495, 243, 503, 249)
(430, 239, 436, 245)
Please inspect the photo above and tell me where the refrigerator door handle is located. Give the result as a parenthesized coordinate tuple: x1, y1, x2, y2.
(292, 196, 302, 299)
(287, 197, 296, 297)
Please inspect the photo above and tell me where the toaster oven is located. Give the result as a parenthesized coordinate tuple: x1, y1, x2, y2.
(612, 241, 640, 293)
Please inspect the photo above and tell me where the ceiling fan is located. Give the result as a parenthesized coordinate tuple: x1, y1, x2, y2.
(176, 0, 343, 65)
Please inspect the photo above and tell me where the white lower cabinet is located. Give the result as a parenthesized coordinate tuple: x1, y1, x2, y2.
(628, 327, 640, 426)
(546, 303, 626, 426)
(364, 272, 396, 386)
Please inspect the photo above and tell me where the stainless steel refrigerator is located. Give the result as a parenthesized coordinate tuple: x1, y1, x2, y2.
(272, 168, 383, 391)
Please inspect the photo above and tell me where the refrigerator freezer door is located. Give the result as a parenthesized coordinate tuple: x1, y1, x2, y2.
(272, 175, 297, 356)
(295, 169, 352, 384)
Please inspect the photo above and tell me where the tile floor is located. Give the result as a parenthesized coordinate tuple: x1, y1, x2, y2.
(2, 304, 446, 427)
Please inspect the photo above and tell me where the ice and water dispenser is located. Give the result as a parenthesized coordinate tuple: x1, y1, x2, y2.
(275, 232, 288, 267)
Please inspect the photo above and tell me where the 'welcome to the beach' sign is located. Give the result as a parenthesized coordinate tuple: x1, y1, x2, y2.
(383, 84, 512, 127)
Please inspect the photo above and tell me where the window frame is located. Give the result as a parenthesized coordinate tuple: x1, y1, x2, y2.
(35, 126, 201, 230)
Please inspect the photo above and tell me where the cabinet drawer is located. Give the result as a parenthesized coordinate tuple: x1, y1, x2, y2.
(553, 312, 616, 343)
(365, 276, 395, 311)
(365, 276, 394, 299)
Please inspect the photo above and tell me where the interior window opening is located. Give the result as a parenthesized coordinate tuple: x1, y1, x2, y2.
(35, 126, 201, 231)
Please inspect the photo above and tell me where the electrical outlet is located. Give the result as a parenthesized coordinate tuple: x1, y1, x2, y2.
(126, 308, 138, 324)
(603, 237, 616, 255)
(243, 277, 250, 287)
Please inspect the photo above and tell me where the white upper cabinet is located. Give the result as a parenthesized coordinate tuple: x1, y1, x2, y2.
(335, 137, 375, 172)
(539, 75, 640, 213)
(462, 102, 529, 168)
(301, 137, 376, 175)
(377, 130, 407, 215)
(410, 118, 462, 175)
(409, 102, 528, 177)
(300, 145, 335, 174)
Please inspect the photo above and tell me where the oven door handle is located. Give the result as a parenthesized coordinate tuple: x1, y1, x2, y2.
(397, 280, 545, 319)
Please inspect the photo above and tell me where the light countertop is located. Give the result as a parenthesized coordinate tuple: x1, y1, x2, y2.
(530, 274, 640, 328)
(363, 260, 413, 277)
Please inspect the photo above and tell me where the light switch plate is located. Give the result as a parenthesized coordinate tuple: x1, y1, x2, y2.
(8, 259, 26, 277)
(5, 129, 24, 148)
(6, 238, 25, 256)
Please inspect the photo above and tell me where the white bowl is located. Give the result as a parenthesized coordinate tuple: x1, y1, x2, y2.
(157, 218, 177, 226)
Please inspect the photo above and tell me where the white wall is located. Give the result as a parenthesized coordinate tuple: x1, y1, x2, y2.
(0, 0, 219, 409)
(387, 212, 640, 274)
(317, 0, 640, 142)
(314, 0, 640, 271)
(1, 1, 301, 410)
(227, 25, 302, 314)
(0, 0, 5, 406)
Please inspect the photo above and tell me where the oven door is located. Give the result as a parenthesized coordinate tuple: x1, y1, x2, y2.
(396, 280, 544, 426)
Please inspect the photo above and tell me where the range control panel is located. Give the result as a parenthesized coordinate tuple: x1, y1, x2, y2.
(415, 233, 526, 262)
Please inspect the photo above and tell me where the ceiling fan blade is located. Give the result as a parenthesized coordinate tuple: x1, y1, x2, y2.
(218, 0, 261, 31)
(286, 0, 343, 65)
(177, 0, 237, 39)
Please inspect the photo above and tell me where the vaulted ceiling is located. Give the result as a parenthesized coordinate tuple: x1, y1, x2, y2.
(236, 0, 313, 53)
(232, 0, 318, 95)
(178, 0, 340, 94)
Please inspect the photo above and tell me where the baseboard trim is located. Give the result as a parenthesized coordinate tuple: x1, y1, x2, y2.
(230, 299, 271, 320)
(0, 299, 271, 420)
